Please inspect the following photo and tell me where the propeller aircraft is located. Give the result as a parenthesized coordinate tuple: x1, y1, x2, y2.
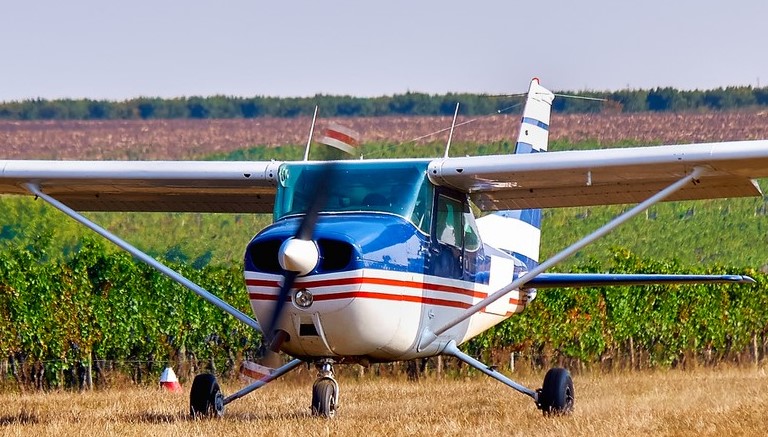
(1, 78, 768, 418)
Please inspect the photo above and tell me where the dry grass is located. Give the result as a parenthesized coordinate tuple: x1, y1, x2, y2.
(0, 367, 766, 436)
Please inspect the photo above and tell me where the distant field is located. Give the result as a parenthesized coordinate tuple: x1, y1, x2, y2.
(1, 112, 768, 266)
(0, 367, 766, 436)
(2, 111, 768, 160)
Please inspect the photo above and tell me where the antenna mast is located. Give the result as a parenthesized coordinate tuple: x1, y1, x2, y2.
(303, 106, 319, 161)
(443, 103, 460, 158)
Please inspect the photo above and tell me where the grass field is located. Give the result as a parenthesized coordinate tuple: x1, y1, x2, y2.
(0, 367, 766, 436)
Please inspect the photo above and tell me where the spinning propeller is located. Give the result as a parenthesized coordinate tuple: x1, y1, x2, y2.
(262, 163, 335, 363)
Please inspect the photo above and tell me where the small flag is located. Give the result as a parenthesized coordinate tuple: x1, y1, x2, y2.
(320, 123, 360, 154)
(239, 360, 272, 382)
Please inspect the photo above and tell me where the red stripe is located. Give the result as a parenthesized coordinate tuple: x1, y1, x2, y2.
(244, 275, 522, 310)
(246, 278, 281, 288)
(247, 290, 522, 311)
(249, 290, 472, 309)
(245, 276, 486, 299)
(313, 291, 472, 309)
(325, 129, 358, 147)
(298, 276, 485, 298)
(248, 293, 287, 301)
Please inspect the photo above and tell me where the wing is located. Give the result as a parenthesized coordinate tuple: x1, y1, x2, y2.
(524, 273, 755, 288)
(428, 140, 768, 210)
(0, 160, 282, 213)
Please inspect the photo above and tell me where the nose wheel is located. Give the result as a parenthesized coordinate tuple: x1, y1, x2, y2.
(311, 360, 339, 418)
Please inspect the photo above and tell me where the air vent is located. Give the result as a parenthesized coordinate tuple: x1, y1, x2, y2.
(299, 323, 319, 336)
(248, 239, 283, 273)
(318, 239, 354, 271)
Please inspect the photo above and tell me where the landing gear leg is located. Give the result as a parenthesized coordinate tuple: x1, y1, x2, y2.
(443, 341, 575, 415)
(311, 359, 339, 418)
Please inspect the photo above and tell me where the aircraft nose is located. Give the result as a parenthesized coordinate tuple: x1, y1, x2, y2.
(278, 238, 319, 276)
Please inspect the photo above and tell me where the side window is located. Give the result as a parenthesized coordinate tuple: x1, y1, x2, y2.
(410, 180, 433, 234)
(463, 209, 481, 252)
(436, 195, 463, 248)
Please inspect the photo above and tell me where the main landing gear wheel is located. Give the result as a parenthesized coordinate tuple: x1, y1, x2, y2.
(311, 378, 337, 418)
(537, 367, 574, 416)
(190, 373, 225, 418)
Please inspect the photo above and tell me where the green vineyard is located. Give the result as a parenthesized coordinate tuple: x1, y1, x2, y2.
(1, 139, 767, 390)
(0, 237, 765, 390)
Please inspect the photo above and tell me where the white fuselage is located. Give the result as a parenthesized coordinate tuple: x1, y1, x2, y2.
(246, 268, 527, 361)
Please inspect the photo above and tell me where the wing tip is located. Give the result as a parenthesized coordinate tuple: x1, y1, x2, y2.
(734, 275, 757, 284)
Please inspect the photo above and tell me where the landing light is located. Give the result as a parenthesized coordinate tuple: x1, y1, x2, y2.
(294, 288, 313, 308)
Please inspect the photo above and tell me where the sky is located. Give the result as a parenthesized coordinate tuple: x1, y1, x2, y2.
(1, 0, 767, 101)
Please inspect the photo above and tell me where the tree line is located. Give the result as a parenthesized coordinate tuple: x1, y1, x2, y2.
(2, 86, 768, 121)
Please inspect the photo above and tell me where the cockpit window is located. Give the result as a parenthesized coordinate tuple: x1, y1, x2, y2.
(411, 178, 432, 234)
(463, 209, 481, 252)
(435, 193, 481, 251)
(274, 161, 432, 232)
(436, 195, 463, 248)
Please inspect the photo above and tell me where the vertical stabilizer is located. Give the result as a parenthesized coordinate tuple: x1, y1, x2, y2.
(515, 78, 555, 153)
(476, 78, 555, 271)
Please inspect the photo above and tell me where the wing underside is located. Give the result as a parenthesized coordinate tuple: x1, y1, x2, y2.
(0, 160, 281, 213)
(524, 273, 755, 289)
(428, 140, 768, 210)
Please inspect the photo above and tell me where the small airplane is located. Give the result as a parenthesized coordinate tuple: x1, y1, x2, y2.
(1, 78, 768, 418)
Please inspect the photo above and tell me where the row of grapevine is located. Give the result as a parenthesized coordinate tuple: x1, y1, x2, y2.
(0, 238, 260, 390)
(1, 240, 766, 390)
(468, 250, 767, 370)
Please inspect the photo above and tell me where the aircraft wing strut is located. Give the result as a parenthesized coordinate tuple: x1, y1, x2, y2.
(24, 182, 264, 334)
(420, 166, 709, 350)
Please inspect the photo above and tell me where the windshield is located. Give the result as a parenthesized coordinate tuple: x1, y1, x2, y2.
(274, 161, 432, 231)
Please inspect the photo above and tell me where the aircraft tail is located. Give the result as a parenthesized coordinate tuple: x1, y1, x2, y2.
(513, 78, 555, 153)
(476, 78, 555, 271)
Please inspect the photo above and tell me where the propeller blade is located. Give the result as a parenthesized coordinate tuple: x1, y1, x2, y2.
(295, 165, 334, 241)
(262, 163, 337, 358)
(264, 270, 298, 349)
(262, 281, 293, 368)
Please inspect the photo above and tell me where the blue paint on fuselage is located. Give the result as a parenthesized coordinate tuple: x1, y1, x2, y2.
(245, 212, 491, 285)
(246, 213, 425, 274)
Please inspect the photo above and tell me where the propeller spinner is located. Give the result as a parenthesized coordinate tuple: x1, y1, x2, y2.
(278, 238, 319, 276)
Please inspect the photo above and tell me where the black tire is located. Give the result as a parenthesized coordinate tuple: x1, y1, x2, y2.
(538, 367, 574, 416)
(311, 378, 337, 418)
(190, 373, 225, 418)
